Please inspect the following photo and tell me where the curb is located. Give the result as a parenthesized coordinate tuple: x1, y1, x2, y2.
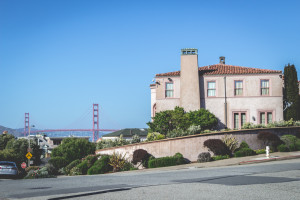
(239, 155, 300, 165)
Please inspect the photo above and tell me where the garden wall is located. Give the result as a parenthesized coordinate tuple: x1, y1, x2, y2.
(95, 127, 300, 162)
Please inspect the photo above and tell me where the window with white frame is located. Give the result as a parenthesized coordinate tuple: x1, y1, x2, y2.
(234, 80, 243, 96)
(165, 82, 174, 98)
(207, 81, 216, 97)
(261, 80, 269, 95)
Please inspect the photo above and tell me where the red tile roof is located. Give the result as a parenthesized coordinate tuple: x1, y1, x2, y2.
(156, 64, 282, 77)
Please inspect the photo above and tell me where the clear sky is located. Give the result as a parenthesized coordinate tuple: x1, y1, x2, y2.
(1, 0, 299, 130)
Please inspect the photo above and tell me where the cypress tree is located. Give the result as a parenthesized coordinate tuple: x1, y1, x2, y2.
(283, 64, 300, 120)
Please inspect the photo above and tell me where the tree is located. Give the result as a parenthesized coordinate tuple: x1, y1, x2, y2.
(187, 108, 218, 130)
(0, 132, 15, 150)
(147, 107, 218, 135)
(0, 134, 42, 166)
(284, 64, 300, 120)
(147, 106, 190, 135)
(51, 137, 96, 164)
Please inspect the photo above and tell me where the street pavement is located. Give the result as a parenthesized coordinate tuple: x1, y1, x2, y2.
(1, 151, 300, 200)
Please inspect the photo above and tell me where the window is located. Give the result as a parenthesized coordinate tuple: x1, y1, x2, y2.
(261, 80, 269, 95)
(153, 103, 156, 117)
(234, 81, 243, 96)
(233, 112, 247, 129)
(260, 111, 273, 125)
(207, 81, 216, 97)
(165, 82, 174, 98)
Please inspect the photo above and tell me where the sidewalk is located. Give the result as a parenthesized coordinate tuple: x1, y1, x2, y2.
(128, 151, 300, 173)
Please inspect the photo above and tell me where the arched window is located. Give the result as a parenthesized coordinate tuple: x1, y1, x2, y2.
(153, 103, 156, 117)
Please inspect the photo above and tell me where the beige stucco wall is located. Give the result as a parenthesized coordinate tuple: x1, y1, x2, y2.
(152, 76, 181, 115)
(202, 74, 283, 129)
(156, 98, 180, 113)
(202, 74, 282, 98)
(180, 54, 200, 111)
(96, 127, 300, 162)
(150, 85, 156, 118)
(155, 76, 180, 99)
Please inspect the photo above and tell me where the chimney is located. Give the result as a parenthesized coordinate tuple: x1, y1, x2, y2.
(219, 56, 225, 64)
(180, 48, 201, 111)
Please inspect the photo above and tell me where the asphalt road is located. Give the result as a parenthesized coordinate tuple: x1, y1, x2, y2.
(1, 159, 300, 200)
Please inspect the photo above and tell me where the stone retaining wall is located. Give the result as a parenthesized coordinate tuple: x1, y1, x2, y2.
(95, 127, 300, 162)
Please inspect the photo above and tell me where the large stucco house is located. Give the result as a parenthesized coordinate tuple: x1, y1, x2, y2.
(150, 48, 284, 130)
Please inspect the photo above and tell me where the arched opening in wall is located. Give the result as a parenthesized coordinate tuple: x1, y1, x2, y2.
(153, 103, 156, 118)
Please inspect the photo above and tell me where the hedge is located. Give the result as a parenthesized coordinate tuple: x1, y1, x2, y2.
(234, 148, 257, 157)
(148, 153, 185, 168)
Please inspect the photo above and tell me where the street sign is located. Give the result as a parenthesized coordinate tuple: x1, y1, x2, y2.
(27, 148, 32, 152)
(21, 162, 27, 169)
(26, 152, 32, 159)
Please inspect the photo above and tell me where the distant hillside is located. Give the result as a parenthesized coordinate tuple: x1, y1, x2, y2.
(0, 125, 23, 137)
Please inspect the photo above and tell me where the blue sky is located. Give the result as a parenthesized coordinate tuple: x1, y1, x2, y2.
(1, 0, 299, 130)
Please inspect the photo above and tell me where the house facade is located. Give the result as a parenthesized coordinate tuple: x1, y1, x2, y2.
(150, 48, 284, 129)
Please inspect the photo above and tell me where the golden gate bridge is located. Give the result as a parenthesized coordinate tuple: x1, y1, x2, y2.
(23, 104, 119, 142)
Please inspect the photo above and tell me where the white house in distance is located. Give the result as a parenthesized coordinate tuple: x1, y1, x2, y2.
(101, 128, 148, 141)
(150, 48, 284, 130)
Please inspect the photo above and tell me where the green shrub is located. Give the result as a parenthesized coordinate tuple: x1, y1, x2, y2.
(51, 138, 95, 163)
(115, 134, 130, 146)
(97, 139, 116, 149)
(131, 134, 141, 144)
(277, 144, 290, 152)
(166, 129, 185, 138)
(186, 125, 202, 135)
(255, 149, 266, 154)
(96, 135, 130, 150)
(69, 166, 81, 176)
(87, 155, 112, 175)
(211, 155, 230, 161)
(147, 132, 165, 141)
(48, 156, 68, 170)
(148, 153, 185, 168)
(77, 160, 89, 175)
(0, 133, 15, 150)
(242, 122, 254, 129)
(203, 130, 211, 133)
(234, 148, 257, 157)
(121, 161, 135, 171)
(253, 124, 266, 128)
(203, 139, 232, 156)
(241, 123, 266, 129)
(44, 163, 57, 176)
(166, 125, 202, 138)
(87, 165, 103, 175)
(147, 107, 218, 135)
(235, 141, 250, 152)
(82, 154, 98, 168)
(294, 121, 300, 126)
(281, 135, 298, 151)
(174, 153, 185, 164)
(65, 159, 81, 175)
